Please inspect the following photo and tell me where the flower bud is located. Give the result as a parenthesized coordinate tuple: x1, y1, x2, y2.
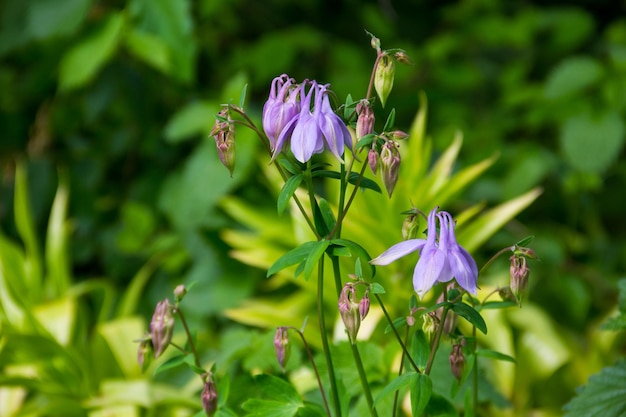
(450, 343, 465, 382)
(374, 54, 395, 107)
(359, 292, 370, 320)
(367, 148, 378, 174)
(356, 100, 375, 139)
(390, 130, 409, 140)
(394, 51, 413, 65)
(273, 327, 291, 371)
(201, 375, 218, 417)
(402, 213, 420, 240)
(498, 286, 517, 303)
(136, 333, 153, 372)
(406, 315, 416, 327)
(212, 109, 235, 177)
(380, 141, 400, 197)
(174, 284, 187, 302)
(338, 284, 361, 344)
(150, 299, 175, 358)
(510, 255, 530, 305)
(422, 311, 437, 339)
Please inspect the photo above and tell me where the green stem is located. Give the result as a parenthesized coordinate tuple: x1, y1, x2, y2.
(175, 307, 202, 369)
(374, 294, 420, 373)
(424, 306, 449, 375)
(293, 328, 332, 417)
(392, 326, 410, 417)
(331, 256, 378, 417)
(472, 326, 478, 416)
(318, 259, 342, 417)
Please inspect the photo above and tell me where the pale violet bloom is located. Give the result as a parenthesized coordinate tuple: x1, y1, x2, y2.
(264, 76, 352, 163)
(262, 74, 300, 152)
(370, 207, 478, 298)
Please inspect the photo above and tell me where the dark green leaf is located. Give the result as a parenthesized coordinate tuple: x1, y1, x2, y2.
(343, 93, 354, 120)
(182, 353, 206, 375)
(424, 393, 459, 416)
(347, 172, 382, 193)
(277, 174, 303, 215)
(318, 198, 336, 233)
(515, 235, 535, 247)
(452, 303, 487, 334)
(384, 316, 406, 334)
(355, 134, 378, 150)
(383, 108, 396, 132)
(153, 354, 186, 375)
(373, 372, 414, 406)
(242, 374, 303, 417)
(303, 240, 331, 280)
(563, 360, 626, 417)
(411, 330, 430, 371)
(330, 239, 375, 278)
(267, 242, 319, 278)
(476, 349, 516, 363)
(478, 301, 517, 310)
(277, 157, 301, 175)
(410, 373, 432, 417)
(239, 84, 248, 108)
(354, 258, 363, 279)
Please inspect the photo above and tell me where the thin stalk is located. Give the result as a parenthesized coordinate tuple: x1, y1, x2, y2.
(374, 294, 420, 373)
(424, 306, 449, 375)
(174, 307, 202, 369)
(472, 325, 478, 416)
(392, 326, 410, 417)
(317, 259, 342, 417)
(293, 329, 332, 417)
(330, 161, 368, 238)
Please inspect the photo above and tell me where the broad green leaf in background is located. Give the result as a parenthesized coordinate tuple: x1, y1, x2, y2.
(27, 0, 92, 40)
(560, 110, 625, 174)
(45, 169, 71, 296)
(563, 360, 626, 417)
(241, 374, 304, 417)
(410, 373, 433, 417)
(58, 12, 126, 91)
(543, 56, 604, 99)
(124, 28, 171, 74)
(164, 100, 216, 143)
(98, 317, 145, 378)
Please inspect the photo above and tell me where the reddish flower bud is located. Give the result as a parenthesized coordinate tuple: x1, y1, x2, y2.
(359, 292, 370, 320)
(201, 375, 218, 417)
(380, 141, 400, 197)
(356, 100, 375, 139)
(150, 299, 175, 358)
(510, 255, 530, 305)
(174, 284, 187, 302)
(338, 284, 361, 344)
(367, 148, 378, 174)
(450, 343, 465, 382)
(394, 51, 413, 65)
(212, 109, 236, 177)
(273, 327, 291, 371)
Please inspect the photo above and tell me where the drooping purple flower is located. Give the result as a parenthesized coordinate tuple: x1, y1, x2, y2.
(370, 207, 478, 298)
(262, 74, 300, 152)
(316, 83, 352, 161)
(289, 81, 325, 163)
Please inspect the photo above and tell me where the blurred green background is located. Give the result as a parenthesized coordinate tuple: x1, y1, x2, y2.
(1, 0, 626, 415)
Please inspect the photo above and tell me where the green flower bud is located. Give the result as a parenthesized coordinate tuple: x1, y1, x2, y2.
(380, 141, 400, 197)
(374, 54, 395, 108)
(402, 213, 420, 240)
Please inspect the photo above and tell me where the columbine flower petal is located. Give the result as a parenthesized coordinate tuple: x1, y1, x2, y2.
(290, 81, 325, 163)
(438, 211, 478, 294)
(317, 84, 352, 160)
(263, 75, 300, 151)
(370, 239, 426, 265)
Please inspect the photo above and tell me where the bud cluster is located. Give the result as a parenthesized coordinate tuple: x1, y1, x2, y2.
(211, 109, 236, 176)
(338, 282, 371, 344)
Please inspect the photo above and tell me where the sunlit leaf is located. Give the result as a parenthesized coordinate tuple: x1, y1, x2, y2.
(452, 302, 487, 334)
(277, 174, 303, 215)
(563, 360, 626, 417)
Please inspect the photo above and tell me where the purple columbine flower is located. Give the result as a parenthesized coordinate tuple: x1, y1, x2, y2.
(316, 83, 352, 161)
(288, 80, 325, 163)
(370, 207, 478, 298)
(262, 74, 300, 152)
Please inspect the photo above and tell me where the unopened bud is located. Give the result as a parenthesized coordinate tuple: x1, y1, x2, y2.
(136, 333, 153, 372)
(273, 327, 291, 371)
(150, 299, 175, 358)
(380, 142, 400, 197)
(374, 54, 395, 107)
(212, 109, 236, 177)
(510, 255, 530, 305)
(402, 213, 420, 240)
(394, 51, 413, 65)
(368, 148, 378, 174)
(422, 311, 437, 339)
(174, 285, 187, 302)
(356, 101, 375, 139)
(201, 374, 218, 417)
(359, 292, 370, 320)
(406, 315, 416, 327)
(390, 130, 409, 140)
(498, 286, 517, 303)
(339, 284, 361, 344)
(449, 343, 465, 382)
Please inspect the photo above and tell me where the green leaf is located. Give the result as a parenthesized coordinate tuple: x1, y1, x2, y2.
(373, 372, 414, 406)
(239, 84, 248, 108)
(267, 241, 319, 278)
(355, 134, 377, 150)
(384, 316, 407, 334)
(424, 393, 459, 417)
(560, 110, 625, 173)
(411, 330, 430, 371)
(410, 373, 432, 417)
(277, 157, 301, 175)
(476, 349, 516, 363)
(564, 360, 626, 417)
(302, 240, 330, 280)
(515, 235, 535, 247)
(317, 198, 336, 232)
(164, 100, 215, 143)
(277, 174, 303, 215)
(45, 169, 71, 296)
(451, 303, 487, 334)
(347, 172, 382, 193)
(59, 12, 125, 91)
(124, 28, 171, 73)
(382, 108, 396, 132)
(478, 301, 517, 310)
(330, 239, 375, 279)
(153, 354, 187, 375)
(242, 374, 303, 417)
(98, 317, 145, 377)
(544, 56, 604, 99)
(370, 282, 385, 294)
